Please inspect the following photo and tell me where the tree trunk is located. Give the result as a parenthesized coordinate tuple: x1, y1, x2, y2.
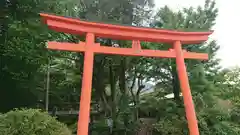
(119, 58, 126, 94)
(109, 61, 118, 135)
(171, 62, 181, 101)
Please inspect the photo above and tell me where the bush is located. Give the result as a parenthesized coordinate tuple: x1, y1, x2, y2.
(0, 109, 72, 135)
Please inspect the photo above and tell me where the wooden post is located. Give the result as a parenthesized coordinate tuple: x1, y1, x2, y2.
(174, 41, 199, 135)
(77, 33, 95, 135)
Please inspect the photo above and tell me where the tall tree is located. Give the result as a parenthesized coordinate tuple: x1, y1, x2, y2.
(0, 0, 71, 112)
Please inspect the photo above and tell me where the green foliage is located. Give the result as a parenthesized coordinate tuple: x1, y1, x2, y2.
(0, 109, 72, 135)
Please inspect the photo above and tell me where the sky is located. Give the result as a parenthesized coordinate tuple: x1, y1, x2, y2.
(154, 0, 240, 68)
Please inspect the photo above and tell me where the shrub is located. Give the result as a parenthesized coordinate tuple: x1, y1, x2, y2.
(0, 109, 72, 135)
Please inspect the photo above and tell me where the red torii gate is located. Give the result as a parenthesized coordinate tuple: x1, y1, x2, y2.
(40, 13, 212, 135)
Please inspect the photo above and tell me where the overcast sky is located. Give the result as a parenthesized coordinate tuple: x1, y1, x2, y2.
(154, 0, 240, 68)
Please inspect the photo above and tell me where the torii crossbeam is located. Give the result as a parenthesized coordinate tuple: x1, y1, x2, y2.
(40, 13, 213, 135)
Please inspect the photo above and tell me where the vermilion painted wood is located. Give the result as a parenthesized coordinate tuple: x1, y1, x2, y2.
(40, 13, 213, 135)
(47, 41, 208, 60)
(78, 33, 95, 135)
(132, 40, 141, 50)
(40, 13, 213, 44)
(174, 41, 199, 135)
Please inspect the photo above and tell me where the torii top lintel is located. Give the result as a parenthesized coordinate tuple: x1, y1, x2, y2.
(40, 13, 213, 44)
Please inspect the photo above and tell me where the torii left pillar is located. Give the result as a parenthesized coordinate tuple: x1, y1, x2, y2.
(78, 33, 95, 135)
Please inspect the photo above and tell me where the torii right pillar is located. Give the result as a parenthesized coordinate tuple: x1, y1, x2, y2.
(174, 41, 199, 135)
